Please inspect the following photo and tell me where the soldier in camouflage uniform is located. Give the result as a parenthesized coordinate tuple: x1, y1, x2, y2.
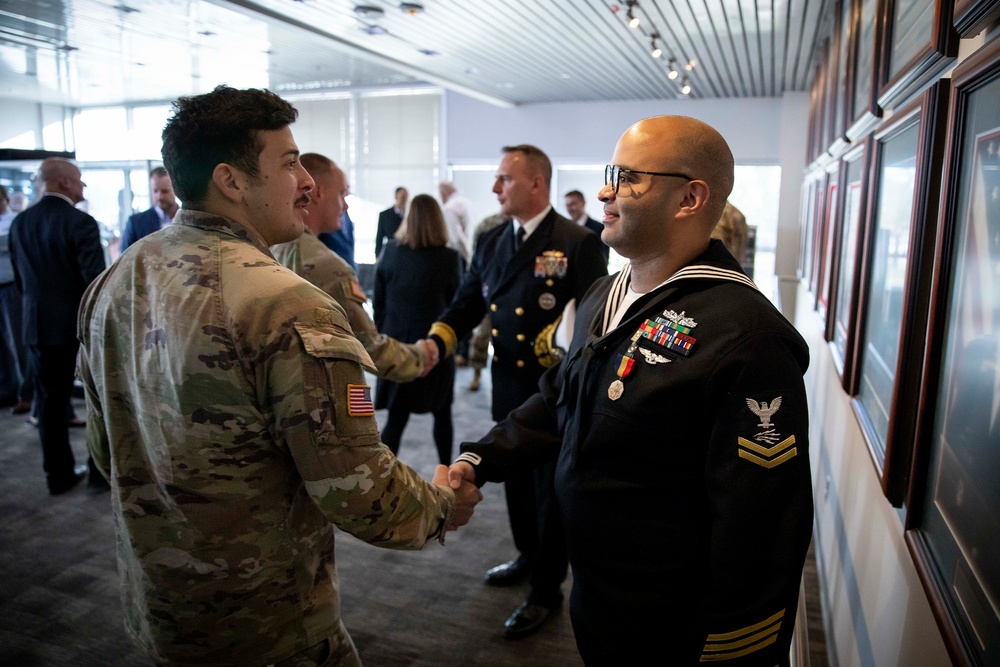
(77, 85, 481, 667)
(271, 153, 436, 383)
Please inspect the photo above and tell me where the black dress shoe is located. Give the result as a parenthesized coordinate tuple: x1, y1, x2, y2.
(502, 601, 558, 639)
(49, 465, 88, 495)
(485, 557, 531, 586)
(86, 475, 112, 495)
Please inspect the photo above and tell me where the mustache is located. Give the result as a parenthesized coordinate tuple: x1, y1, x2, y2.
(295, 194, 311, 207)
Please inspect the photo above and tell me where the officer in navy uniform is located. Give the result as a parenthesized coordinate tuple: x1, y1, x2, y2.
(449, 116, 813, 665)
(427, 144, 607, 638)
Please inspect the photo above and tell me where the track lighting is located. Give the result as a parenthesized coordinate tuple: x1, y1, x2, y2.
(650, 35, 661, 58)
(627, 1, 639, 29)
(680, 76, 691, 95)
(667, 58, 679, 80)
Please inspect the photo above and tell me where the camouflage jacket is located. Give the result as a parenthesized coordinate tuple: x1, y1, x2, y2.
(271, 230, 423, 382)
(77, 210, 455, 667)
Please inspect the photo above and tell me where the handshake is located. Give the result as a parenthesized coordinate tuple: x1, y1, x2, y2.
(414, 338, 441, 378)
(430, 461, 480, 532)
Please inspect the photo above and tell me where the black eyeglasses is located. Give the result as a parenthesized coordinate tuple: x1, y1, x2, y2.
(605, 164, 693, 194)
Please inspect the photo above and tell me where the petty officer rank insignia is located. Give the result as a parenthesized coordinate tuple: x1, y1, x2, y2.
(738, 395, 797, 468)
(535, 251, 568, 279)
(347, 384, 375, 417)
(608, 309, 695, 400)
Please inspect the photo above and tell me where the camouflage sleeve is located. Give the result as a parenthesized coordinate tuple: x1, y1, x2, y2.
(331, 274, 424, 383)
(77, 279, 111, 480)
(262, 303, 454, 548)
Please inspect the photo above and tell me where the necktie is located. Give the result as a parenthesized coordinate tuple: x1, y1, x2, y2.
(514, 226, 526, 253)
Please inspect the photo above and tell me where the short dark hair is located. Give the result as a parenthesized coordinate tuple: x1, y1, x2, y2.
(565, 190, 584, 200)
(394, 187, 407, 197)
(502, 144, 552, 188)
(0, 184, 8, 202)
(161, 85, 298, 207)
(149, 166, 169, 179)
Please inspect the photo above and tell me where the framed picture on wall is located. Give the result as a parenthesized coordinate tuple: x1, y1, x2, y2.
(877, 0, 957, 110)
(953, 0, 1000, 37)
(850, 82, 949, 506)
(846, 0, 883, 140)
(816, 164, 841, 332)
(829, 140, 870, 384)
(906, 38, 1000, 667)
(830, 0, 852, 156)
(799, 173, 823, 283)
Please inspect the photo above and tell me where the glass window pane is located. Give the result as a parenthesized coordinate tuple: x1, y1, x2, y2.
(74, 108, 129, 162)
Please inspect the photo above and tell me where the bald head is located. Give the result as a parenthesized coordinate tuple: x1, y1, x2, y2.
(439, 180, 456, 202)
(624, 116, 734, 227)
(38, 158, 86, 204)
(298, 152, 348, 234)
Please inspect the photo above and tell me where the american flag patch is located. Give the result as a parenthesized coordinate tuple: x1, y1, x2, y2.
(347, 384, 375, 416)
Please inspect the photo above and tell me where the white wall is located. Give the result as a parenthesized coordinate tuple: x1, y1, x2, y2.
(794, 282, 951, 667)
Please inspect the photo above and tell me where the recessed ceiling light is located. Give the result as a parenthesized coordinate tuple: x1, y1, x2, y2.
(400, 2, 424, 14)
(113, 4, 139, 12)
(198, 30, 216, 37)
(419, 49, 438, 56)
(354, 5, 384, 18)
(464, 67, 479, 75)
(360, 25, 388, 35)
(58, 44, 78, 52)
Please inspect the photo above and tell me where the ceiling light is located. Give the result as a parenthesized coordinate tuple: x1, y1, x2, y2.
(686, 59, 696, 71)
(627, 1, 640, 29)
(354, 5, 384, 18)
(667, 58, 679, 80)
(419, 48, 438, 56)
(360, 25, 388, 35)
(650, 35, 661, 58)
(680, 76, 691, 95)
(400, 2, 424, 13)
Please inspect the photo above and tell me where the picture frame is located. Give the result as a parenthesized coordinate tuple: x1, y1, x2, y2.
(849, 81, 949, 506)
(877, 0, 958, 111)
(953, 0, 1000, 37)
(798, 172, 824, 283)
(829, 140, 870, 385)
(816, 163, 842, 332)
(906, 37, 1000, 667)
(846, 0, 884, 140)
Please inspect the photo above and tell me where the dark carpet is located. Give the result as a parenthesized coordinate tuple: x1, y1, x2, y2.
(0, 366, 826, 666)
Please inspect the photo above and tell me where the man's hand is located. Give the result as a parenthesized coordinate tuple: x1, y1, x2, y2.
(432, 464, 482, 530)
(415, 339, 440, 377)
(448, 461, 476, 489)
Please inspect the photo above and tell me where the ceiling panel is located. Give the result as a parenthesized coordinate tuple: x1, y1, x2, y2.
(0, 0, 826, 107)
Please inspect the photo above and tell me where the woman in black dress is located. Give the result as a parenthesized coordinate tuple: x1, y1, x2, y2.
(374, 194, 462, 464)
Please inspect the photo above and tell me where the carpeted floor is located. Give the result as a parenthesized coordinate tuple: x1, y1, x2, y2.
(0, 366, 826, 666)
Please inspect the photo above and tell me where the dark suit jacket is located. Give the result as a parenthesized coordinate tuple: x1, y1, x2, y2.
(435, 208, 607, 420)
(583, 216, 610, 261)
(374, 241, 462, 413)
(375, 207, 403, 258)
(8, 195, 106, 346)
(120, 207, 161, 253)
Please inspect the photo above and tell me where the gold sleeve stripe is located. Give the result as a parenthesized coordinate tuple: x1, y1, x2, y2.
(702, 621, 781, 651)
(699, 633, 778, 661)
(705, 609, 785, 641)
(739, 447, 798, 468)
(428, 321, 458, 356)
(737, 435, 796, 457)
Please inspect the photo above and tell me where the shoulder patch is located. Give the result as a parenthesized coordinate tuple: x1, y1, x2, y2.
(738, 394, 798, 468)
(347, 384, 375, 416)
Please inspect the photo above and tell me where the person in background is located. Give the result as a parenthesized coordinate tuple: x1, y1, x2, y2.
(376, 186, 407, 258)
(711, 200, 749, 269)
(319, 210, 356, 270)
(271, 152, 435, 382)
(0, 184, 34, 415)
(77, 85, 481, 667)
(450, 115, 812, 665)
(439, 179, 473, 267)
(564, 189, 609, 262)
(466, 211, 506, 392)
(119, 167, 179, 253)
(375, 194, 462, 465)
(9, 158, 107, 494)
(427, 144, 607, 639)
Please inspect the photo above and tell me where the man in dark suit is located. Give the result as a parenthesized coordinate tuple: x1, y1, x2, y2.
(375, 186, 407, 258)
(564, 189, 610, 262)
(9, 158, 107, 494)
(119, 167, 178, 253)
(427, 145, 607, 638)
